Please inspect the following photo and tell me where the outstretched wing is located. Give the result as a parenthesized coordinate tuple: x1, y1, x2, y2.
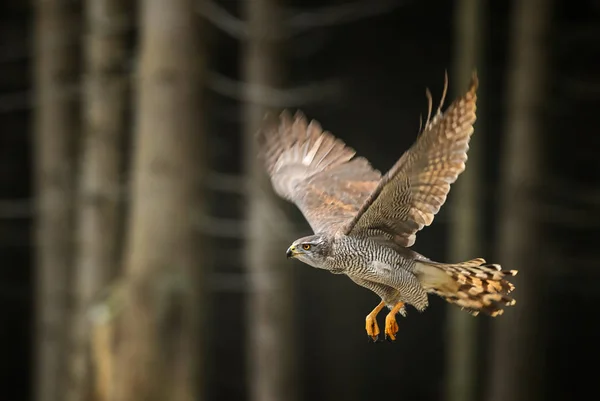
(258, 110, 381, 235)
(343, 73, 479, 247)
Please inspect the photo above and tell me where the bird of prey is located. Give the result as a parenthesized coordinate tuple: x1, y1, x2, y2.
(257, 73, 517, 342)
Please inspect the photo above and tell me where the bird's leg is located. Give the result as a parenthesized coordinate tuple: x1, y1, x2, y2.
(384, 302, 405, 342)
(365, 301, 386, 342)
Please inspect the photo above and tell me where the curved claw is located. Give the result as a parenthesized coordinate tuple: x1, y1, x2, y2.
(368, 335, 383, 343)
(384, 317, 399, 342)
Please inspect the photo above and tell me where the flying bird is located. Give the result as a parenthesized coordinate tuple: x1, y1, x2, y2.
(257, 73, 517, 342)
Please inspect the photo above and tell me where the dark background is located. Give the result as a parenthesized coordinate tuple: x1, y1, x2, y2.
(1, 0, 599, 400)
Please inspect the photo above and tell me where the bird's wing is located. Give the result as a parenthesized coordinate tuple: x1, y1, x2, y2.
(343, 73, 479, 247)
(258, 110, 381, 235)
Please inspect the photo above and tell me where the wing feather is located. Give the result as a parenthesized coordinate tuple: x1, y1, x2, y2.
(343, 73, 479, 247)
(258, 110, 381, 234)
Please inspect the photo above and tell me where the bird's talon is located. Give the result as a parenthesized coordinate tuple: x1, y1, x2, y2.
(384, 302, 403, 341)
(365, 303, 384, 341)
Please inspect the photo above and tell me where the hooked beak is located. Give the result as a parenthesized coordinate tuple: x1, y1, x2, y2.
(286, 245, 298, 259)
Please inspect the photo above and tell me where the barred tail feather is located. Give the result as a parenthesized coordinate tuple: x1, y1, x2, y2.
(414, 258, 518, 317)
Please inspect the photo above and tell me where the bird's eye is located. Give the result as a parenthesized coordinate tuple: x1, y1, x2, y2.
(302, 244, 311, 251)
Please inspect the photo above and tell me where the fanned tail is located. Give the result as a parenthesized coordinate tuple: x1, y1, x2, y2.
(415, 258, 518, 317)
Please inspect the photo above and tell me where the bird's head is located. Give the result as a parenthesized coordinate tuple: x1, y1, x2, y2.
(286, 234, 329, 268)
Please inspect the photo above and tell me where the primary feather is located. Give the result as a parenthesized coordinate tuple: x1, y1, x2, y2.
(257, 110, 381, 234)
(343, 73, 479, 247)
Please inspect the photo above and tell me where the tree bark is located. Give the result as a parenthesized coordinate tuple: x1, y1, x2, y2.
(486, 1, 551, 401)
(242, 1, 296, 401)
(445, 2, 484, 401)
(33, 1, 80, 401)
(67, 1, 129, 400)
(112, 1, 205, 400)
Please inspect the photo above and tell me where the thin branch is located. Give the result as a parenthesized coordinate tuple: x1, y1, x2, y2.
(197, 0, 407, 39)
(2, 193, 599, 229)
(0, 84, 78, 113)
(0, 70, 339, 114)
(287, 0, 407, 34)
(206, 71, 341, 107)
(196, 0, 247, 39)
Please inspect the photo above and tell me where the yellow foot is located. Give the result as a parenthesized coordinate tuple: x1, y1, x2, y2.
(384, 302, 404, 342)
(365, 314, 380, 341)
(365, 301, 385, 342)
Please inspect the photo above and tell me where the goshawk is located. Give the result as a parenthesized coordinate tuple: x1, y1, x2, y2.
(257, 73, 517, 342)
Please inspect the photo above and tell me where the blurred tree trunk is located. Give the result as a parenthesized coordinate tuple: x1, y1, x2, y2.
(242, 1, 296, 401)
(66, 1, 129, 400)
(112, 1, 205, 400)
(487, 1, 551, 401)
(445, 1, 484, 401)
(33, 1, 80, 401)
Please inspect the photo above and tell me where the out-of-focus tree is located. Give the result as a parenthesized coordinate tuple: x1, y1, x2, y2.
(33, 1, 80, 401)
(487, 0, 551, 401)
(242, 1, 297, 401)
(445, 1, 484, 401)
(66, 1, 130, 400)
(112, 0, 205, 400)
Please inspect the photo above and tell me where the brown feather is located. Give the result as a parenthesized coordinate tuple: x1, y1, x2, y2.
(416, 258, 517, 317)
(257, 110, 381, 234)
(343, 73, 479, 247)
